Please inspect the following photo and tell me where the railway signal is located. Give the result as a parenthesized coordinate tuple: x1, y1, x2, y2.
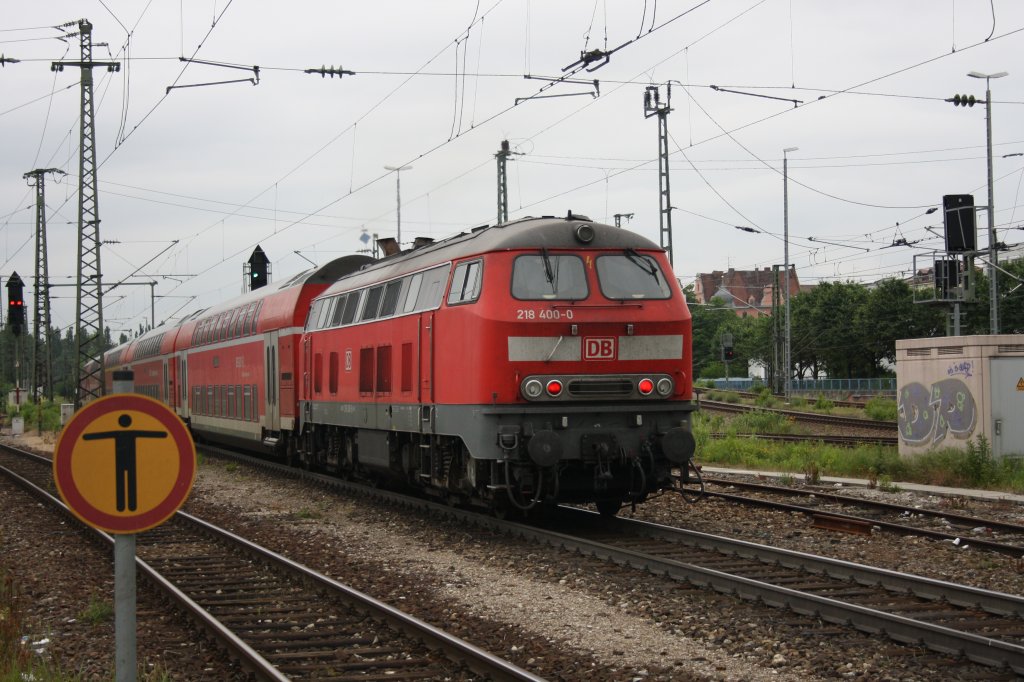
(247, 245, 270, 291)
(721, 332, 735, 362)
(7, 271, 25, 336)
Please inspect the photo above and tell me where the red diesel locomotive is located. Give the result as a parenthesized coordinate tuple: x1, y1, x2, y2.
(104, 214, 699, 516)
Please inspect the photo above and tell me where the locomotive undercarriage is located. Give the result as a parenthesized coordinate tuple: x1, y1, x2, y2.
(293, 402, 700, 517)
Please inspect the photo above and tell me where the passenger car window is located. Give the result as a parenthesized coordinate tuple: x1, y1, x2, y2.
(596, 253, 671, 300)
(511, 254, 588, 300)
(447, 260, 483, 305)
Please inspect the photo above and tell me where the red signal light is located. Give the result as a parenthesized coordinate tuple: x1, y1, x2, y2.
(638, 378, 654, 395)
(546, 379, 563, 397)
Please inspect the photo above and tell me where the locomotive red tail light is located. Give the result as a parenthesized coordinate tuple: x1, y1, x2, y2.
(637, 378, 655, 395)
(546, 379, 563, 396)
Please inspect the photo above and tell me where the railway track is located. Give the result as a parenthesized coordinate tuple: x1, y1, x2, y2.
(9, 439, 1024, 677)
(543, 508, 1024, 674)
(0, 445, 542, 681)
(178, 444, 1024, 675)
(711, 432, 899, 447)
(696, 388, 875, 409)
(702, 476, 1024, 556)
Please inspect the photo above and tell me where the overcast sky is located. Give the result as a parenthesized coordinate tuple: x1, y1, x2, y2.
(2, 1, 1023, 336)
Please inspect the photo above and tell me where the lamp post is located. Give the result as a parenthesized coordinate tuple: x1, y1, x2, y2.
(384, 164, 412, 248)
(783, 146, 798, 402)
(967, 70, 1007, 334)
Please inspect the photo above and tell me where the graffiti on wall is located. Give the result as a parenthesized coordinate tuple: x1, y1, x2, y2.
(898, 375, 977, 446)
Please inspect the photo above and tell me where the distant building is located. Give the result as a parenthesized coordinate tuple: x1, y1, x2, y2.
(693, 266, 803, 318)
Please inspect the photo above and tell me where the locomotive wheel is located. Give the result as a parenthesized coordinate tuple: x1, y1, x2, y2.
(595, 498, 622, 517)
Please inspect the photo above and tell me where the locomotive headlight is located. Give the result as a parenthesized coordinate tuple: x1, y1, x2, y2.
(656, 377, 674, 396)
(637, 378, 655, 395)
(523, 379, 544, 399)
(546, 379, 563, 397)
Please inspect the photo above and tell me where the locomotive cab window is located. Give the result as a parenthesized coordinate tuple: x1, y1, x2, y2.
(512, 253, 588, 300)
(596, 251, 672, 299)
(447, 260, 483, 305)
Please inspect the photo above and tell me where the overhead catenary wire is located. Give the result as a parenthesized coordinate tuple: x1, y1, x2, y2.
(5, 5, 1023, 332)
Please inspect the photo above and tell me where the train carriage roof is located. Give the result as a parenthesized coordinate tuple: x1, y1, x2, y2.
(179, 254, 373, 332)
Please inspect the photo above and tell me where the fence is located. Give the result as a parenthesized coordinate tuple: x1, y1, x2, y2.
(708, 377, 896, 398)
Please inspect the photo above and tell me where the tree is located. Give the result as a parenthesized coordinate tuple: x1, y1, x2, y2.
(792, 281, 873, 378)
(855, 278, 945, 365)
(685, 287, 736, 377)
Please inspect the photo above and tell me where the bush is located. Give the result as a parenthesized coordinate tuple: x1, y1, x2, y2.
(813, 394, 834, 413)
(963, 436, 996, 486)
(727, 410, 791, 435)
(7, 400, 63, 432)
(865, 396, 897, 421)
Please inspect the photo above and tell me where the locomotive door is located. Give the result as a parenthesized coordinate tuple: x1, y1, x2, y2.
(264, 331, 281, 432)
(419, 312, 435, 431)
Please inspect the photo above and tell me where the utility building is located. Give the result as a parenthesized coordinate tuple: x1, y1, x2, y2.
(896, 335, 1024, 459)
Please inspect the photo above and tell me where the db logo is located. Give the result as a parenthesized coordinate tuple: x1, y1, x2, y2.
(584, 337, 616, 360)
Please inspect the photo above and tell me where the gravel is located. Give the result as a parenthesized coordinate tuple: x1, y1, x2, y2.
(4, 432, 1024, 681)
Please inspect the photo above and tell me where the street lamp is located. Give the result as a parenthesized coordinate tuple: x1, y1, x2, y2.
(783, 146, 798, 402)
(967, 70, 1007, 334)
(384, 164, 413, 249)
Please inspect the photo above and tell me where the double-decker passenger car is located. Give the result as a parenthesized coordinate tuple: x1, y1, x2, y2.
(102, 214, 698, 517)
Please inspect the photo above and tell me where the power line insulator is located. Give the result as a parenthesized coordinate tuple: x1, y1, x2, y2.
(950, 93, 977, 107)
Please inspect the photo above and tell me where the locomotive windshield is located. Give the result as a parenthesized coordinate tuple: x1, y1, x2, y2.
(511, 253, 588, 300)
(596, 251, 671, 299)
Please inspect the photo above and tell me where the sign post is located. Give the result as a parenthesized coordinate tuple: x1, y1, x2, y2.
(53, 371, 196, 682)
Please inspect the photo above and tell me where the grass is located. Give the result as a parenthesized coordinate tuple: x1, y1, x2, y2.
(2, 571, 174, 681)
(695, 413, 1024, 493)
(0, 570, 74, 682)
(78, 596, 113, 626)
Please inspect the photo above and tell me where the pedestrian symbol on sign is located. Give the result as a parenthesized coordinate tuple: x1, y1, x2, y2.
(82, 414, 168, 512)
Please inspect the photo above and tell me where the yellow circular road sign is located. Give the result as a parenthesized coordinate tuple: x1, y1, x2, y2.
(53, 394, 196, 534)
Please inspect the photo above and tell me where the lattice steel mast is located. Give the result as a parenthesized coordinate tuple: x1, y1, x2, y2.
(52, 19, 119, 407)
(23, 168, 64, 402)
(496, 140, 511, 224)
(644, 84, 674, 265)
